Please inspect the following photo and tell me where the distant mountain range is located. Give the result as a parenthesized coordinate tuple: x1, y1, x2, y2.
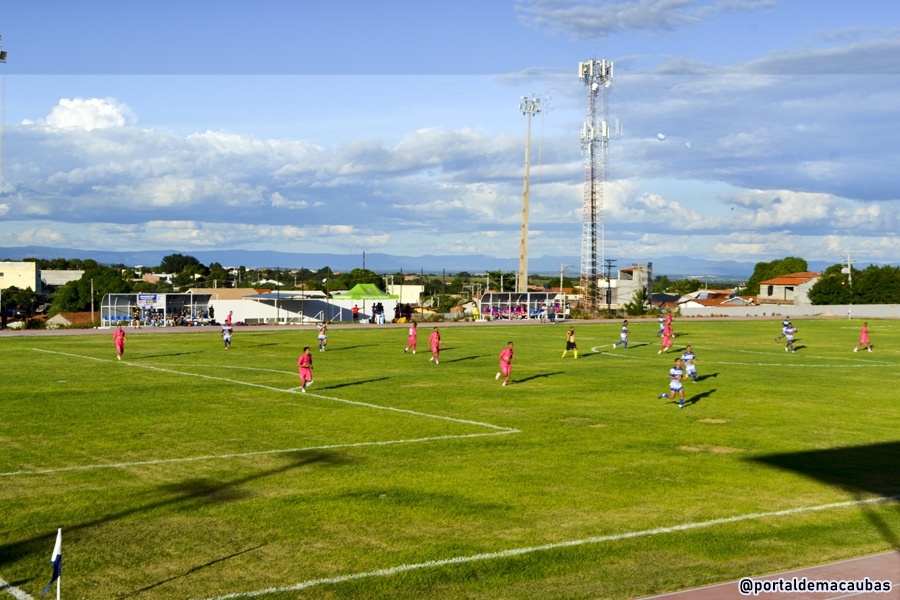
(1, 245, 835, 280)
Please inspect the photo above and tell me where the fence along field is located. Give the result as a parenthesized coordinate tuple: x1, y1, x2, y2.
(1, 319, 898, 599)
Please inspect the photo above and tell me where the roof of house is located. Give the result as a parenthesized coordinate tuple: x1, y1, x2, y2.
(47, 311, 95, 325)
(188, 287, 270, 299)
(760, 272, 822, 285)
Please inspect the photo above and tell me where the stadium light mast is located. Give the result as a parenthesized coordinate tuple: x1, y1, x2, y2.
(517, 95, 541, 294)
(578, 59, 613, 313)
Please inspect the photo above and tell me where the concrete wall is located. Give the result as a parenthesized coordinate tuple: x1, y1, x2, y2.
(41, 269, 85, 287)
(680, 304, 900, 319)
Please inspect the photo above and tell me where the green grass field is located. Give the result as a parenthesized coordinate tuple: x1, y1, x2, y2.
(1, 318, 899, 599)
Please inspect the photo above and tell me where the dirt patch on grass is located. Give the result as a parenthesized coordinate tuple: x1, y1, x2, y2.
(679, 445, 743, 454)
(697, 418, 729, 424)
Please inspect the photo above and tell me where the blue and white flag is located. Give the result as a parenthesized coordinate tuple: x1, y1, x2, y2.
(41, 528, 62, 596)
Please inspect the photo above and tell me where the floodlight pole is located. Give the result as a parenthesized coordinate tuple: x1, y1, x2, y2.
(517, 95, 541, 293)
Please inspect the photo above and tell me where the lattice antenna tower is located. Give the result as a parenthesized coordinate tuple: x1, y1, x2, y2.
(0, 35, 7, 185)
(578, 59, 613, 313)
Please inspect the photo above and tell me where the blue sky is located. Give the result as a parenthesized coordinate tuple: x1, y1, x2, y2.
(1, 0, 899, 269)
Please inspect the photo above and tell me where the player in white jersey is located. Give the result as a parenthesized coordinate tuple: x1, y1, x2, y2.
(317, 322, 328, 352)
(680, 345, 698, 382)
(658, 358, 685, 409)
(775, 318, 790, 341)
(613, 320, 629, 349)
(784, 322, 797, 353)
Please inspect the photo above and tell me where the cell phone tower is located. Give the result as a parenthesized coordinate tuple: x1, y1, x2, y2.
(578, 59, 613, 313)
(0, 35, 7, 186)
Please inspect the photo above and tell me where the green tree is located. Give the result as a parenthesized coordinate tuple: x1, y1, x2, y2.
(207, 262, 231, 288)
(807, 266, 851, 305)
(51, 266, 133, 313)
(159, 253, 202, 275)
(744, 257, 808, 296)
(334, 268, 382, 291)
(624, 287, 649, 316)
(669, 279, 703, 295)
(853, 264, 900, 304)
(1, 286, 39, 316)
(652, 275, 671, 294)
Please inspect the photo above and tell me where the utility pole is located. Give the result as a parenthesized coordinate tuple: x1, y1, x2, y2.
(604, 259, 616, 314)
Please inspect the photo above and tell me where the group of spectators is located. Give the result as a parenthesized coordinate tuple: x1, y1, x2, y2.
(482, 302, 563, 322)
(129, 306, 211, 328)
(352, 303, 415, 324)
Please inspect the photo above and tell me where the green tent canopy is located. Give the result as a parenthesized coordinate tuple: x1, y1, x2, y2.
(334, 283, 399, 300)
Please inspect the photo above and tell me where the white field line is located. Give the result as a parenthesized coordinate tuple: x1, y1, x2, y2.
(0, 431, 517, 478)
(31, 349, 515, 432)
(0, 578, 32, 600)
(591, 344, 895, 367)
(11, 349, 518, 479)
(197, 494, 900, 600)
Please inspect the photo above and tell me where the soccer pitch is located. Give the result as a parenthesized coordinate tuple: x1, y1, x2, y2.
(1, 318, 898, 599)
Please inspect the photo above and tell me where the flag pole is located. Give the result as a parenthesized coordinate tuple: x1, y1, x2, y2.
(56, 527, 61, 600)
(42, 527, 62, 599)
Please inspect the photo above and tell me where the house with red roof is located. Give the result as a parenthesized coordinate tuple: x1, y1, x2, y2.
(757, 272, 821, 305)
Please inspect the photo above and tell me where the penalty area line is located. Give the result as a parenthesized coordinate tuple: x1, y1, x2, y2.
(0, 431, 517, 478)
(31, 348, 517, 433)
(196, 494, 900, 600)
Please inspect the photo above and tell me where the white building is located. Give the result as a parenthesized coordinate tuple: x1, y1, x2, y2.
(0, 261, 41, 293)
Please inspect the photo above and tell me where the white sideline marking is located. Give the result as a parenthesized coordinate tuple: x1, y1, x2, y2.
(11, 350, 518, 478)
(197, 494, 900, 600)
(0, 577, 32, 600)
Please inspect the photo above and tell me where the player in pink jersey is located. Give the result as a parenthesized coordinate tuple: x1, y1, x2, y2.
(658, 323, 674, 354)
(404, 321, 417, 354)
(113, 323, 127, 360)
(428, 327, 441, 364)
(297, 346, 314, 393)
(496, 341, 514, 386)
(853, 322, 872, 352)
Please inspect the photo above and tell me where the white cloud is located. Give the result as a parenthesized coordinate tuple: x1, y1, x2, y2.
(45, 98, 136, 131)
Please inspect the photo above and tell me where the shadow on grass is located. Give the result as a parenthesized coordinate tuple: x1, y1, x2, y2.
(625, 342, 651, 350)
(684, 388, 716, 407)
(325, 344, 379, 352)
(516, 370, 564, 383)
(750, 442, 900, 551)
(0, 451, 338, 575)
(139, 351, 205, 360)
(318, 376, 392, 390)
(118, 543, 267, 598)
(444, 355, 486, 364)
(696, 372, 718, 382)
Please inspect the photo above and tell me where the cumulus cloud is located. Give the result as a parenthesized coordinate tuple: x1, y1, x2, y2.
(45, 98, 136, 131)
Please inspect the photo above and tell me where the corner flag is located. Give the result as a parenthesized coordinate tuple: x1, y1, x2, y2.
(41, 528, 62, 597)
